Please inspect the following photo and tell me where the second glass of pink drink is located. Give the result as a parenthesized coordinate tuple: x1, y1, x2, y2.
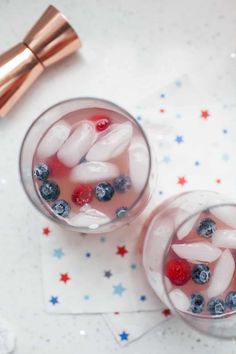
(143, 191, 236, 338)
(20, 98, 153, 233)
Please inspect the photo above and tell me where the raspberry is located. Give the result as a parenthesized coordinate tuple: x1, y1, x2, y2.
(72, 185, 93, 206)
(166, 258, 191, 286)
(90, 115, 111, 132)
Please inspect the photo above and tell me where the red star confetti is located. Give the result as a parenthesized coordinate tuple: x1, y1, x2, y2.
(162, 308, 172, 317)
(42, 227, 50, 236)
(114, 312, 120, 315)
(160, 108, 165, 113)
(60, 273, 71, 284)
(216, 178, 221, 184)
(201, 110, 210, 119)
(116, 245, 128, 257)
(177, 176, 187, 186)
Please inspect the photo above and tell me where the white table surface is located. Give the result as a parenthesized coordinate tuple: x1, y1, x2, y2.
(1, 0, 236, 353)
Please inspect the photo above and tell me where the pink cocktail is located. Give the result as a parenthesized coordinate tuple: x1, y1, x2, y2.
(143, 191, 236, 338)
(20, 98, 153, 233)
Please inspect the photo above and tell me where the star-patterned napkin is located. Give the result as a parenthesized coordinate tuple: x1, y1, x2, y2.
(41, 218, 162, 314)
(40, 76, 236, 345)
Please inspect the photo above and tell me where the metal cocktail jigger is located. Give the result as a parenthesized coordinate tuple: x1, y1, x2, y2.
(0, 5, 81, 117)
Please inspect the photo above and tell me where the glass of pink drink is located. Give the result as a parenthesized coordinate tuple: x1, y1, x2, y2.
(143, 190, 236, 338)
(20, 98, 153, 233)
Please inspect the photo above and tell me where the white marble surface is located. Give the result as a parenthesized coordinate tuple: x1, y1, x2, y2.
(0, 0, 236, 353)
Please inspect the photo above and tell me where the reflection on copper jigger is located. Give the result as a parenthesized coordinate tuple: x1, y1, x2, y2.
(0, 5, 81, 117)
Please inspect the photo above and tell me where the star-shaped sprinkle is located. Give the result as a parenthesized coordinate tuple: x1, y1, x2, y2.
(119, 331, 129, 341)
(162, 308, 171, 317)
(85, 252, 91, 258)
(53, 248, 64, 259)
(163, 155, 171, 164)
(140, 295, 147, 301)
(136, 115, 142, 121)
(160, 93, 165, 98)
(113, 283, 126, 296)
(84, 295, 90, 300)
(130, 263, 137, 270)
(49, 296, 59, 305)
(177, 176, 187, 186)
(160, 108, 165, 113)
(104, 270, 112, 278)
(216, 178, 221, 184)
(195, 161, 200, 166)
(42, 227, 50, 236)
(175, 80, 182, 87)
(60, 273, 71, 284)
(222, 153, 230, 161)
(201, 110, 210, 119)
(223, 128, 228, 134)
(175, 135, 184, 144)
(116, 245, 128, 257)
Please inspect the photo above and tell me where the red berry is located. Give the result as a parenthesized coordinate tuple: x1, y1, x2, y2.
(89, 115, 111, 132)
(72, 185, 93, 206)
(47, 155, 70, 178)
(96, 118, 111, 132)
(166, 258, 191, 286)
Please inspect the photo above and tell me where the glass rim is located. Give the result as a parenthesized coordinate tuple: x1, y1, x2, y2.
(19, 96, 152, 232)
(162, 200, 236, 320)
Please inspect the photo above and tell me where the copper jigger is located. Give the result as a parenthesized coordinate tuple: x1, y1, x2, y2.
(0, 5, 81, 117)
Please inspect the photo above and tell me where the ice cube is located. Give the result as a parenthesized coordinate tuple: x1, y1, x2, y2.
(70, 161, 120, 183)
(172, 242, 222, 263)
(211, 205, 236, 228)
(169, 289, 190, 312)
(175, 210, 200, 240)
(128, 137, 149, 191)
(86, 122, 133, 161)
(212, 230, 236, 249)
(57, 122, 96, 168)
(207, 249, 235, 298)
(37, 120, 71, 159)
(69, 208, 110, 229)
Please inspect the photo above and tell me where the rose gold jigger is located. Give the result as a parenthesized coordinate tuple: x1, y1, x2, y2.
(0, 5, 81, 117)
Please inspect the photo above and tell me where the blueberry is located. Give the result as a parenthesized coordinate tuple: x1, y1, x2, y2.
(39, 180, 60, 202)
(190, 293, 205, 313)
(191, 264, 211, 284)
(113, 175, 131, 193)
(116, 207, 128, 218)
(34, 163, 49, 181)
(225, 292, 236, 310)
(95, 182, 114, 202)
(207, 298, 225, 315)
(52, 200, 70, 217)
(196, 218, 217, 238)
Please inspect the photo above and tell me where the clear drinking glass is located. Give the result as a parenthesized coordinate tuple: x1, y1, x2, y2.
(143, 190, 236, 338)
(19, 98, 155, 233)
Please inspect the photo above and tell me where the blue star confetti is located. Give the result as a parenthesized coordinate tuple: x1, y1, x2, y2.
(113, 283, 126, 296)
(175, 135, 184, 144)
(84, 295, 90, 301)
(119, 331, 129, 341)
(49, 296, 59, 305)
(53, 248, 64, 259)
(130, 263, 137, 270)
(140, 295, 147, 302)
(85, 252, 91, 258)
